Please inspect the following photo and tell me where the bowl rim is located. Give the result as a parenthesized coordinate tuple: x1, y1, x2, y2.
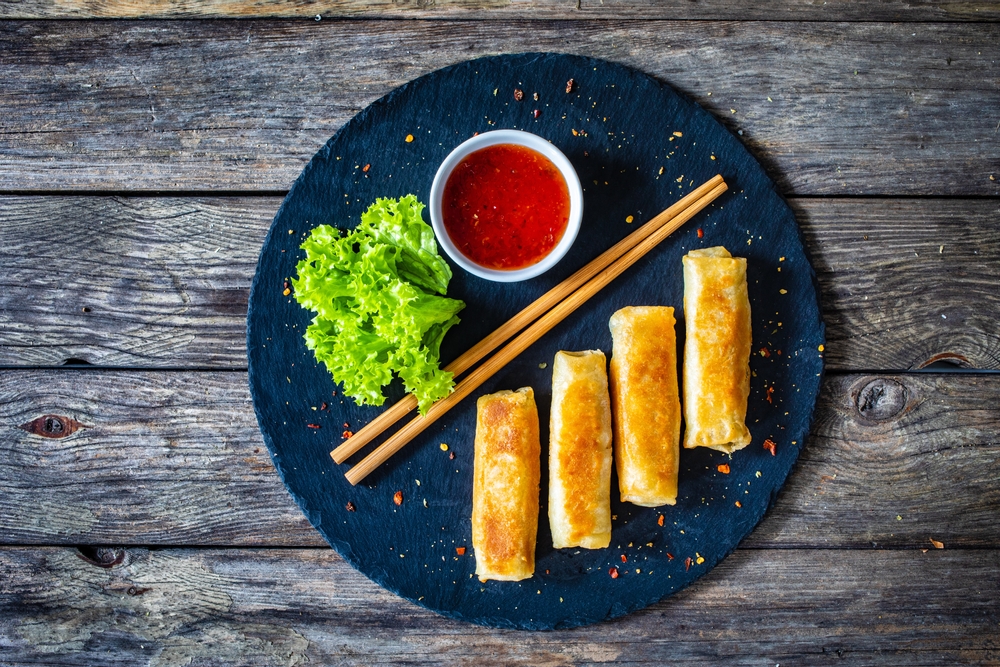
(428, 129, 584, 283)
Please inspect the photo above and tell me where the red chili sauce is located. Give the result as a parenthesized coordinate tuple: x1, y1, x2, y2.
(442, 143, 570, 270)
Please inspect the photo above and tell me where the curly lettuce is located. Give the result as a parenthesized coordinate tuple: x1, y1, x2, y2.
(292, 195, 464, 414)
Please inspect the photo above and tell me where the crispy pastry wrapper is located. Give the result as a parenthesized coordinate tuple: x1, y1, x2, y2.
(682, 246, 753, 453)
(472, 387, 540, 582)
(609, 306, 681, 507)
(548, 350, 613, 549)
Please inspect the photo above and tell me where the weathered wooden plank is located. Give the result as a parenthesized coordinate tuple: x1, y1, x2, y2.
(0, 546, 997, 665)
(3, 0, 999, 20)
(1, 371, 997, 548)
(3, 197, 997, 370)
(1, 21, 997, 194)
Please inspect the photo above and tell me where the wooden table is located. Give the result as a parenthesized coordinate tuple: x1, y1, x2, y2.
(2, 2, 999, 664)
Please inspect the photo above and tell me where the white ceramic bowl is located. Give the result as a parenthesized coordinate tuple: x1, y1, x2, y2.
(429, 129, 583, 282)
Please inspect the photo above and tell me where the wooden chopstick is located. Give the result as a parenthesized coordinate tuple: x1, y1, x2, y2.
(330, 174, 725, 464)
(343, 178, 728, 485)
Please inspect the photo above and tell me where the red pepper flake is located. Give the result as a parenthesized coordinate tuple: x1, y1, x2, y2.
(283, 281, 289, 289)
(455, 546, 466, 556)
(306, 423, 321, 429)
(565, 78, 575, 94)
(666, 552, 674, 561)
(735, 500, 742, 508)
(342, 430, 353, 439)
(320, 402, 328, 410)
(759, 347, 771, 358)
(533, 109, 541, 119)
(685, 557, 693, 572)
(776, 349, 783, 356)
(717, 463, 730, 474)
(513, 88, 524, 101)
(657, 515, 665, 526)
(393, 490, 403, 506)
(620, 554, 627, 563)
(343, 422, 350, 428)
(763, 438, 777, 456)
(697, 228, 704, 238)
(448, 451, 456, 460)
(362, 163, 371, 173)
(766, 386, 774, 404)
(346, 501, 356, 512)
(609, 567, 619, 579)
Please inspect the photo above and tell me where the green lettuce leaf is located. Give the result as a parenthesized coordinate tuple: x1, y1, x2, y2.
(292, 195, 464, 415)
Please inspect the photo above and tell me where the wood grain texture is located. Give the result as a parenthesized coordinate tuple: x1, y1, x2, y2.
(1, 21, 998, 194)
(3, 0, 999, 20)
(1, 370, 997, 548)
(3, 197, 997, 370)
(1, 546, 997, 665)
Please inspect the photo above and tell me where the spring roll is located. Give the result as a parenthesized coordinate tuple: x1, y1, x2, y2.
(682, 246, 752, 453)
(548, 350, 613, 550)
(472, 387, 540, 582)
(609, 306, 682, 507)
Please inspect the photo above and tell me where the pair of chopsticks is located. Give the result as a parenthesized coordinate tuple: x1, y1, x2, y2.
(333, 174, 728, 485)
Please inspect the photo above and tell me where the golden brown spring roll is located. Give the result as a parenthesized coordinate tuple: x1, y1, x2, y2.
(682, 246, 752, 453)
(609, 307, 682, 507)
(472, 387, 540, 582)
(548, 350, 613, 550)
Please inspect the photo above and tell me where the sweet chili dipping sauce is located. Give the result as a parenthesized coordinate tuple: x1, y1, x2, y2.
(442, 143, 570, 270)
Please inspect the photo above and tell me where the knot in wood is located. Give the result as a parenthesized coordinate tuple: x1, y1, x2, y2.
(855, 378, 907, 422)
(18, 414, 84, 438)
(77, 547, 126, 569)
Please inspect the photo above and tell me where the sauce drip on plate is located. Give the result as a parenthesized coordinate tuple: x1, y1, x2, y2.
(442, 143, 570, 271)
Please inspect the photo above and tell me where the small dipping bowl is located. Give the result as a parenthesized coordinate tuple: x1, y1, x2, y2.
(429, 129, 583, 282)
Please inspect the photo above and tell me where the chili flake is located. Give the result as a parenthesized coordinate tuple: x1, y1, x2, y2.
(763, 438, 777, 456)
(362, 163, 371, 173)
(449, 451, 456, 460)
(609, 567, 619, 579)
(320, 402, 327, 410)
(717, 463, 730, 474)
(666, 553, 674, 561)
(620, 554, 627, 563)
(565, 78, 575, 94)
(306, 423, 320, 429)
(513, 88, 524, 101)
(657, 515, 665, 526)
(735, 500, 742, 508)
(766, 386, 775, 403)
(533, 109, 541, 118)
(342, 430, 353, 439)
(393, 491, 403, 506)
(685, 557, 693, 571)
(456, 547, 466, 555)
(346, 501, 356, 512)
(697, 228, 704, 238)
(759, 347, 771, 358)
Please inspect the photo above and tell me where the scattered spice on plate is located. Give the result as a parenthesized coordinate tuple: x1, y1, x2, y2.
(620, 554, 627, 563)
(766, 386, 774, 403)
(440, 443, 449, 451)
(672, 131, 683, 137)
(342, 430, 353, 439)
(696, 555, 705, 565)
(759, 347, 771, 358)
(456, 547, 466, 555)
(609, 567, 619, 579)
(320, 402, 327, 410)
(533, 109, 541, 118)
(393, 490, 403, 506)
(405, 134, 414, 143)
(697, 228, 704, 238)
(513, 88, 524, 101)
(362, 163, 371, 173)
(533, 92, 539, 101)
(626, 215, 634, 223)
(565, 78, 575, 93)
(306, 423, 320, 429)
(346, 501, 356, 512)
(657, 515, 665, 526)
(717, 463, 730, 474)
(763, 438, 777, 456)
(666, 553, 674, 561)
(449, 451, 456, 460)
(685, 557, 692, 571)
(283, 288, 291, 296)
(735, 501, 742, 508)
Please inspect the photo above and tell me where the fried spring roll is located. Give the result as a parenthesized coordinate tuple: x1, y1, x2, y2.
(609, 307, 681, 507)
(472, 387, 540, 582)
(682, 246, 752, 453)
(548, 350, 613, 549)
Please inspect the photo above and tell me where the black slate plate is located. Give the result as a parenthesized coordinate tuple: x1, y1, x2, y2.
(247, 53, 825, 630)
